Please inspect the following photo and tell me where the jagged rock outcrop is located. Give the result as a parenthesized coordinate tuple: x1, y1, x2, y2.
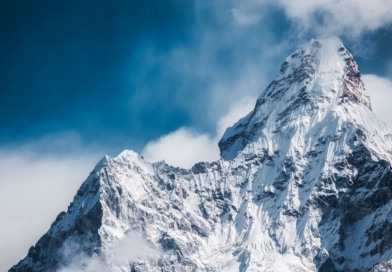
(10, 38, 392, 272)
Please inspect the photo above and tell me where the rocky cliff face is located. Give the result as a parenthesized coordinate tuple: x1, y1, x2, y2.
(9, 38, 392, 272)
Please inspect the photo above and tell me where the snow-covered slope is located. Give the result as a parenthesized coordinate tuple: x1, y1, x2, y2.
(9, 38, 392, 272)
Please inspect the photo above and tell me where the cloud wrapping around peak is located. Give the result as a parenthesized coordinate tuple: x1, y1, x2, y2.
(231, 0, 392, 38)
(285, 0, 392, 37)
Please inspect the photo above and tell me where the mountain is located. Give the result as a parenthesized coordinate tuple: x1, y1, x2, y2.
(9, 38, 392, 272)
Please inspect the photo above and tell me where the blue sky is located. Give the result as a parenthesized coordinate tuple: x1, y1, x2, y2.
(1, 0, 391, 156)
(2, 0, 392, 270)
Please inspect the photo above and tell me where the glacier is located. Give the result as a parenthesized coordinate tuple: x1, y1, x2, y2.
(9, 38, 392, 272)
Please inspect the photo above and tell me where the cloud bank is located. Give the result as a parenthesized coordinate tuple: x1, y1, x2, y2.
(0, 137, 103, 272)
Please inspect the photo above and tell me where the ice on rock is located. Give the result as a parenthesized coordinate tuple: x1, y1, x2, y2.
(9, 38, 392, 272)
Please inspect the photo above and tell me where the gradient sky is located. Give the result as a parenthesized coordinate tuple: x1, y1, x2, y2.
(1, 0, 392, 156)
(2, 0, 392, 270)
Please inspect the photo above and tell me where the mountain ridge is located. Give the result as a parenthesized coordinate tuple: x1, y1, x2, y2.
(10, 38, 392, 272)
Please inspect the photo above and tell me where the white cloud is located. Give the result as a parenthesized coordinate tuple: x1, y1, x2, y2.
(230, 0, 392, 38)
(0, 138, 103, 272)
(142, 128, 220, 168)
(142, 97, 256, 168)
(280, 0, 392, 37)
(362, 74, 392, 130)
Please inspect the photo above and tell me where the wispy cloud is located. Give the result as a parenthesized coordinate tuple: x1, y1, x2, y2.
(56, 240, 103, 272)
(127, 1, 290, 136)
(234, 0, 392, 38)
(56, 232, 163, 272)
(231, 8, 262, 26)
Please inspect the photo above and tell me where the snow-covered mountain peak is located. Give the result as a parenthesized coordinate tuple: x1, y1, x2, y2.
(219, 38, 375, 161)
(93, 151, 142, 171)
(280, 38, 345, 78)
(274, 37, 370, 109)
(115, 149, 144, 164)
(310, 38, 344, 73)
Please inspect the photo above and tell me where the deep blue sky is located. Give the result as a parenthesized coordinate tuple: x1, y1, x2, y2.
(1, 0, 392, 156)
